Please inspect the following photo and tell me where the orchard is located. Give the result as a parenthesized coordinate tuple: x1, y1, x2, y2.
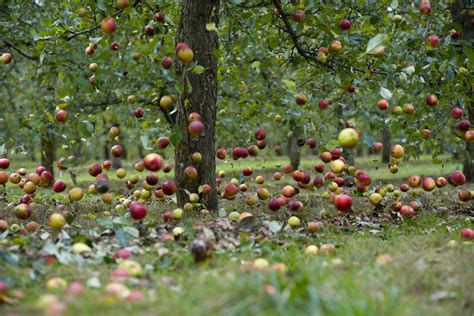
(0, 0, 473, 315)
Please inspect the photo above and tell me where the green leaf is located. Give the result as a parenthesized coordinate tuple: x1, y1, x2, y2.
(326, 139, 339, 150)
(218, 208, 226, 217)
(362, 34, 388, 56)
(379, 87, 392, 100)
(123, 226, 139, 239)
(282, 79, 296, 92)
(206, 23, 217, 32)
(192, 65, 205, 75)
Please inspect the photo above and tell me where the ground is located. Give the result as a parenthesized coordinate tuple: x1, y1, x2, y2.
(0, 155, 473, 315)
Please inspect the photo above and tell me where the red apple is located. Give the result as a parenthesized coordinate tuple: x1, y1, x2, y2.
(134, 108, 144, 118)
(313, 176, 324, 188)
(460, 228, 474, 240)
(373, 142, 383, 153)
(156, 137, 170, 149)
(101, 17, 117, 33)
(2, 53, 13, 64)
(347, 84, 356, 93)
(339, 18, 351, 30)
(143, 153, 163, 171)
(161, 180, 176, 195)
(422, 177, 436, 191)
(334, 194, 352, 211)
(103, 160, 112, 170)
(268, 198, 281, 211)
(283, 164, 293, 173)
(154, 189, 165, 199)
(88, 163, 102, 177)
(400, 205, 415, 218)
(161, 56, 173, 69)
(458, 119, 470, 131)
(0, 158, 10, 169)
(216, 148, 227, 160)
(450, 30, 460, 40)
(377, 99, 389, 110)
(306, 138, 317, 149)
(426, 94, 438, 106)
(458, 189, 471, 202)
(449, 171, 466, 186)
(15, 203, 32, 219)
(145, 173, 159, 186)
(314, 162, 324, 173)
(293, 10, 305, 23)
(256, 140, 266, 149)
(175, 42, 189, 54)
(427, 34, 440, 48)
(319, 98, 329, 109)
(111, 144, 124, 158)
(188, 120, 204, 136)
(254, 128, 266, 140)
(464, 130, 474, 143)
(358, 173, 372, 186)
(435, 177, 447, 188)
(295, 93, 307, 105)
(223, 183, 238, 200)
(155, 12, 164, 23)
(242, 167, 253, 176)
(144, 25, 154, 36)
(110, 42, 119, 51)
(55, 110, 68, 123)
(248, 145, 259, 157)
(288, 200, 303, 212)
(129, 202, 147, 220)
(408, 175, 422, 188)
(419, 2, 431, 14)
(319, 47, 329, 55)
(184, 166, 198, 181)
(451, 107, 463, 119)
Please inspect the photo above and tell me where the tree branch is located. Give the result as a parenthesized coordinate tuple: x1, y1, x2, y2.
(271, 0, 315, 62)
(271, 0, 386, 76)
(2, 39, 36, 60)
(231, 0, 271, 9)
(37, 0, 142, 42)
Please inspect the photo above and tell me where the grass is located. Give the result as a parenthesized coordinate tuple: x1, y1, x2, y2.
(4, 153, 463, 188)
(0, 156, 473, 315)
(1, 213, 473, 316)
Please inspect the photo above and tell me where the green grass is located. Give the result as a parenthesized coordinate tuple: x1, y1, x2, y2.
(1, 208, 473, 315)
(0, 156, 472, 315)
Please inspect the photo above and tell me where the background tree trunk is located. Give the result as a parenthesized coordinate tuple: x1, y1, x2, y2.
(175, 0, 219, 211)
(288, 120, 301, 170)
(451, 1, 474, 181)
(382, 128, 391, 163)
(41, 131, 55, 180)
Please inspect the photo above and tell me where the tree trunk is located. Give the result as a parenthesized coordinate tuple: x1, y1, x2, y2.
(451, 1, 474, 180)
(288, 120, 301, 170)
(137, 144, 144, 159)
(382, 128, 391, 163)
(104, 142, 110, 160)
(175, 0, 219, 211)
(41, 131, 55, 180)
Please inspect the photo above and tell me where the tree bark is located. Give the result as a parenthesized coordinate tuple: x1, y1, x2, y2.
(175, 0, 219, 211)
(382, 128, 391, 163)
(41, 131, 55, 180)
(451, 1, 474, 180)
(288, 120, 301, 170)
